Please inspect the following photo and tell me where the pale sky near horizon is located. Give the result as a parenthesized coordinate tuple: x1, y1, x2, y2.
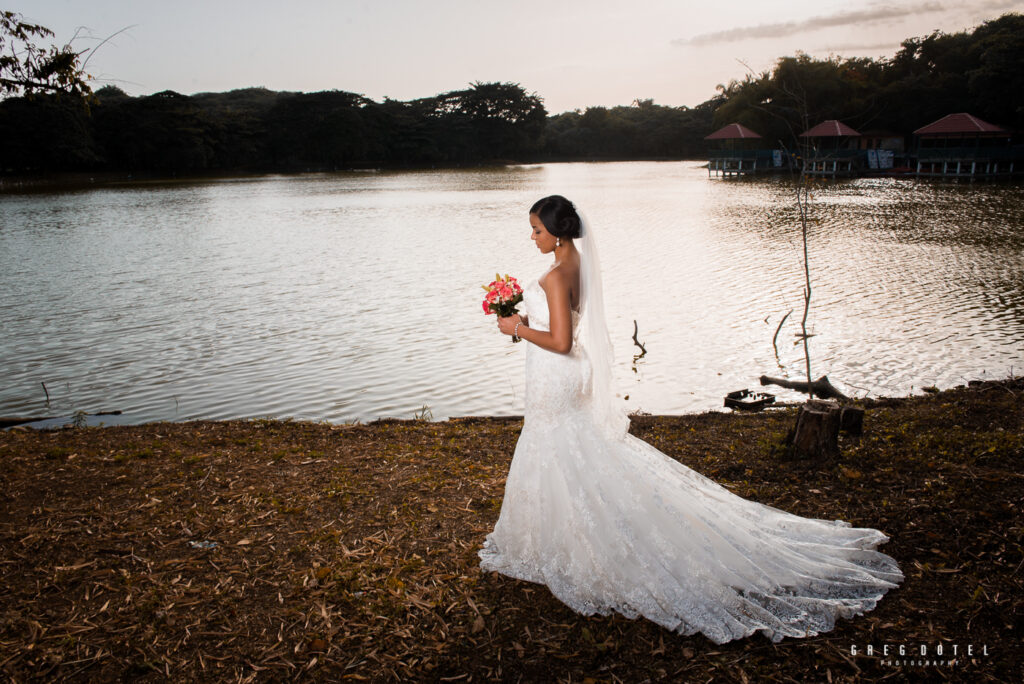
(8, 0, 1023, 114)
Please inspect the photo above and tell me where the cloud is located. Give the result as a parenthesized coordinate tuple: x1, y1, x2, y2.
(673, 2, 946, 47)
(977, 0, 1023, 9)
(813, 41, 903, 54)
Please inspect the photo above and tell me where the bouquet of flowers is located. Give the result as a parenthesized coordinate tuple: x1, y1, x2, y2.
(481, 273, 524, 342)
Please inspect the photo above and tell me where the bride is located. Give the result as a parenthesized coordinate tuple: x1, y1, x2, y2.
(479, 195, 902, 644)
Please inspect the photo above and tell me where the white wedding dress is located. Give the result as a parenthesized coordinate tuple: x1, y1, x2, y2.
(479, 273, 902, 644)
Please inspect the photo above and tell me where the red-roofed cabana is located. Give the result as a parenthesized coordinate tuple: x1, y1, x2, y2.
(798, 120, 863, 176)
(705, 123, 784, 177)
(914, 112, 1005, 136)
(913, 112, 1015, 178)
(800, 120, 861, 138)
(705, 123, 763, 140)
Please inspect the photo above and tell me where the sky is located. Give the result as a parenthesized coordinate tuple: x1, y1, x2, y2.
(8, 0, 1024, 114)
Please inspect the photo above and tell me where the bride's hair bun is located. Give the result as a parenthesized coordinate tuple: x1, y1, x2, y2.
(530, 195, 582, 240)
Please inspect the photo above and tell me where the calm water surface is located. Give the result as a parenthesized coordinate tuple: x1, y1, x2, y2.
(1, 163, 1022, 423)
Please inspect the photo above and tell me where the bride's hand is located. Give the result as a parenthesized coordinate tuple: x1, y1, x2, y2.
(497, 314, 522, 337)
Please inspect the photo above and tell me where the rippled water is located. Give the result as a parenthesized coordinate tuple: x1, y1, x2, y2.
(1, 163, 1022, 423)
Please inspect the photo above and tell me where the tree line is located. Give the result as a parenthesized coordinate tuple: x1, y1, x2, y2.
(0, 12, 1020, 175)
(707, 12, 1023, 148)
(0, 82, 549, 173)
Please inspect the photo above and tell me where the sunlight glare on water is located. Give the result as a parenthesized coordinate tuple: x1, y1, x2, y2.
(1, 163, 1022, 423)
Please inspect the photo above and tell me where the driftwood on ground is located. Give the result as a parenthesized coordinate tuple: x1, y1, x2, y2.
(0, 410, 123, 429)
(632, 320, 646, 356)
(760, 374, 850, 401)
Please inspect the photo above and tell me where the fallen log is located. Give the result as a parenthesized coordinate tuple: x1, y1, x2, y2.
(0, 410, 122, 429)
(760, 374, 850, 401)
(0, 417, 55, 429)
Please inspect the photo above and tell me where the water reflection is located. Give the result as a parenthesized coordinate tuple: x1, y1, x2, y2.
(1, 163, 1022, 423)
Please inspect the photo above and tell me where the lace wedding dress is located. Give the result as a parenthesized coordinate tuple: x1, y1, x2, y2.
(479, 273, 902, 644)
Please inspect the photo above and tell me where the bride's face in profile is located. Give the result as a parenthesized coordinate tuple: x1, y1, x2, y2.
(530, 213, 557, 254)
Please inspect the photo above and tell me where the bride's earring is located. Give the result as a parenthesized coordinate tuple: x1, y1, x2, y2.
(556, 237, 561, 248)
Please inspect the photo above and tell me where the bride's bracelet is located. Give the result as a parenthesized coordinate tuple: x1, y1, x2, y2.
(514, 322, 522, 339)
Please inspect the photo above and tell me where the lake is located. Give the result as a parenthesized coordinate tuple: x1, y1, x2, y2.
(1, 162, 1022, 424)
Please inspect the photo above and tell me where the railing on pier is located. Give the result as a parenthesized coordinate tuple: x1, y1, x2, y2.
(707, 150, 786, 177)
(802, 149, 866, 177)
(913, 146, 1020, 177)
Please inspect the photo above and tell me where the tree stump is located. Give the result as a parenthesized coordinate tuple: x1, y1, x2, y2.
(786, 403, 841, 460)
(839, 405, 864, 436)
(784, 401, 865, 459)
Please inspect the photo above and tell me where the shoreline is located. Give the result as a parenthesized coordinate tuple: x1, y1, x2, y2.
(3, 162, 1022, 194)
(2, 376, 1011, 432)
(1, 378, 1021, 680)
(0, 161, 706, 193)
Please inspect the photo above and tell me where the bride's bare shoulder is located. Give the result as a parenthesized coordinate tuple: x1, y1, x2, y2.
(539, 261, 577, 293)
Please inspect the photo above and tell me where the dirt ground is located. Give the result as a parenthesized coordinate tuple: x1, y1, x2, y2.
(1, 379, 1021, 682)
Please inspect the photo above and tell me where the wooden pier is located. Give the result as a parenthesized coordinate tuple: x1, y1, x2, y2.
(705, 123, 784, 177)
(708, 152, 777, 177)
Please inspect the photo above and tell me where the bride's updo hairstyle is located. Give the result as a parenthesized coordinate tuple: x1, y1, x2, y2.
(530, 195, 583, 240)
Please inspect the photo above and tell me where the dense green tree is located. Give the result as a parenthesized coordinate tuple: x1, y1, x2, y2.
(702, 12, 1023, 150)
(965, 13, 1024, 128)
(264, 90, 371, 170)
(363, 98, 445, 164)
(457, 81, 547, 159)
(192, 88, 279, 169)
(405, 81, 546, 162)
(544, 101, 713, 159)
(0, 93, 97, 170)
(93, 90, 214, 172)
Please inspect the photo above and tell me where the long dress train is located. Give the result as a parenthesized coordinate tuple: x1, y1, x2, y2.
(479, 276, 902, 644)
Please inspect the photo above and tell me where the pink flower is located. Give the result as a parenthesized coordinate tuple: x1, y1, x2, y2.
(479, 273, 523, 340)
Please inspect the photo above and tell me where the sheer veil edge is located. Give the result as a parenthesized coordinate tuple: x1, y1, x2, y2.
(578, 212, 630, 440)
